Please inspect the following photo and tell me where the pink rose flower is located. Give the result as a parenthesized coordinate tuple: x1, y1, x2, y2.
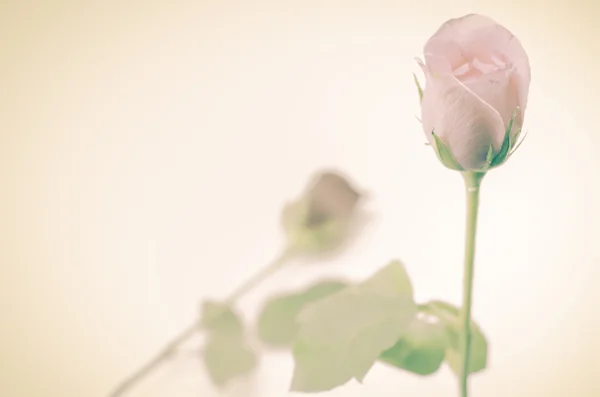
(417, 14, 531, 171)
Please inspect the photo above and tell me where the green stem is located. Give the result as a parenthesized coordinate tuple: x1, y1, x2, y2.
(225, 246, 295, 304)
(107, 246, 295, 397)
(459, 171, 485, 397)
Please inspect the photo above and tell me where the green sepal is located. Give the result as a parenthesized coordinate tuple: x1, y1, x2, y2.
(431, 131, 463, 171)
(511, 127, 523, 150)
(475, 145, 495, 172)
(413, 73, 423, 104)
(509, 128, 528, 156)
(281, 199, 346, 254)
(485, 145, 494, 165)
(490, 107, 518, 167)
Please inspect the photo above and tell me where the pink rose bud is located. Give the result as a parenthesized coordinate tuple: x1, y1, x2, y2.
(281, 170, 365, 254)
(416, 14, 531, 171)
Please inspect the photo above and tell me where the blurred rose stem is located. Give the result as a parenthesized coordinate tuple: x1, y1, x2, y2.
(107, 245, 296, 397)
(459, 171, 485, 397)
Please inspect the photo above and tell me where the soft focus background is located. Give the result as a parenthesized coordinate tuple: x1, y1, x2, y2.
(1, 1, 599, 396)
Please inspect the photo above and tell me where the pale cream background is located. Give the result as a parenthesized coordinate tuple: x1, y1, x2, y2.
(1, 1, 599, 396)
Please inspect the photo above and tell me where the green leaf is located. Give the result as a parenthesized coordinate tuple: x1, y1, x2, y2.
(199, 301, 258, 387)
(431, 131, 463, 171)
(200, 300, 243, 335)
(421, 300, 487, 375)
(202, 334, 258, 387)
(380, 314, 447, 376)
(290, 260, 417, 392)
(258, 280, 349, 347)
(413, 73, 424, 104)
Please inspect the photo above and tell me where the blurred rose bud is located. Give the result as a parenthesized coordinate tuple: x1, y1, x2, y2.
(280, 170, 366, 255)
(416, 14, 531, 171)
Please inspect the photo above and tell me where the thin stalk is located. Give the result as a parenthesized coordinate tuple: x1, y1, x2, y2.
(459, 171, 485, 397)
(107, 246, 295, 397)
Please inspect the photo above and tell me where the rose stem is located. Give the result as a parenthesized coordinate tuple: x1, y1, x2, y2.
(107, 245, 296, 397)
(459, 171, 485, 397)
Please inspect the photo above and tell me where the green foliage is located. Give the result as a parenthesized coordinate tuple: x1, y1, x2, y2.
(199, 300, 258, 387)
(380, 300, 487, 378)
(203, 334, 258, 387)
(257, 280, 349, 347)
(420, 300, 488, 375)
(201, 301, 243, 334)
(290, 261, 417, 392)
(197, 274, 488, 391)
(380, 314, 447, 375)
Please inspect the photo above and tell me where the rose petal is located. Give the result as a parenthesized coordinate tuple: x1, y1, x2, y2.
(424, 14, 531, 123)
(424, 40, 465, 73)
(421, 71, 506, 170)
(462, 66, 520, 134)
